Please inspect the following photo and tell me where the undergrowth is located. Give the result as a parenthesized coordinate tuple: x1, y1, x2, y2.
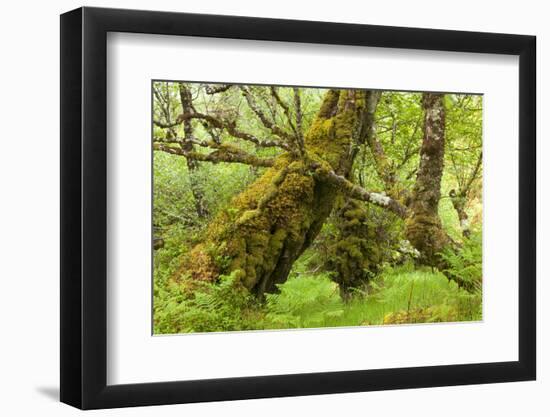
(154, 254, 482, 334)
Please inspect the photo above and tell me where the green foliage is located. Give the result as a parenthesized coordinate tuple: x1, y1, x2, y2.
(372, 264, 481, 323)
(320, 199, 405, 292)
(261, 263, 481, 331)
(153, 151, 261, 229)
(445, 95, 483, 192)
(265, 274, 344, 328)
(153, 152, 200, 229)
(154, 261, 482, 334)
(152, 83, 484, 334)
(440, 231, 483, 292)
(154, 271, 261, 334)
(372, 91, 424, 187)
(438, 172, 463, 241)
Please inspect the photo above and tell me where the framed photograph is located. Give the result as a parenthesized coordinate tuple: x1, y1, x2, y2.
(60, 6, 536, 410)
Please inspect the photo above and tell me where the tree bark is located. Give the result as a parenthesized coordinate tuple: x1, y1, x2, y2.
(178, 83, 209, 218)
(405, 93, 451, 267)
(449, 150, 482, 238)
(449, 189, 470, 238)
(325, 91, 403, 297)
(326, 198, 386, 299)
(175, 90, 368, 296)
(362, 92, 411, 203)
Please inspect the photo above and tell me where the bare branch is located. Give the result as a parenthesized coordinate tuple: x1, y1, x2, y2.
(451, 145, 482, 152)
(406, 168, 418, 180)
(396, 145, 421, 170)
(269, 87, 297, 134)
(361, 91, 400, 194)
(153, 83, 178, 139)
(176, 112, 289, 150)
(293, 88, 305, 155)
(153, 119, 180, 129)
(396, 115, 422, 170)
(462, 151, 483, 196)
(204, 84, 233, 94)
(153, 143, 275, 167)
(153, 137, 185, 145)
(239, 86, 293, 143)
(178, 83, 195, 137)
(448, 144, 463, 189)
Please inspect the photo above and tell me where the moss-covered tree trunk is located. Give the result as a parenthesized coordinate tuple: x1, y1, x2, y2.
(449, 189, 470, 238)
(326, 198, 385, 299)
(405, 93, 451, 267)
(179, 83, 209, 218)
(325, 92, 388, 297)
(175, 90, 367, 296)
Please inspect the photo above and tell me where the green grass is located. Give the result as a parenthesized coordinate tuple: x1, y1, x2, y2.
(264, 263, 481, 330)
(154, 259, 481, 334)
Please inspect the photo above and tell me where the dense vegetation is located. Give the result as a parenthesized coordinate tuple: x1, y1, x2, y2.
(152, 82, 482, 334)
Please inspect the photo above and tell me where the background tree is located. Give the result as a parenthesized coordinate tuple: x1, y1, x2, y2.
(445, 94, 483, 237)
(405, 93, 451, 267)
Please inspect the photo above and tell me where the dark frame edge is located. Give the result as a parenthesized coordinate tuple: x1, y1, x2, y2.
(86, 361, 533, 410)
(518, 34, 536, 380)
(60, 6, 537, 410)
(60, 7, 83, 409)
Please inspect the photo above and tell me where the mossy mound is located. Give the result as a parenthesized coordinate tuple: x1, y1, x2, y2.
(326, 198, 403, 297)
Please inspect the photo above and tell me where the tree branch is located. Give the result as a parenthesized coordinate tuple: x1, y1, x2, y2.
(293, 87, 305, 156)
(239, 86, 293, 143)
(152, 83, 178, 139)
(204, 84, 233, 94)
(462, 150, 483, 196)
(361, 91, 402, 196)
(153, 119, 180, 129)
(269, 87, 297, 134)
(153, 143, 275, 167)
(310, 163, 409, 218)
(176, 112, 289, 150)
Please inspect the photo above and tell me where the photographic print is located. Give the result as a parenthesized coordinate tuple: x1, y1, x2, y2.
(152, 82, 483, 334)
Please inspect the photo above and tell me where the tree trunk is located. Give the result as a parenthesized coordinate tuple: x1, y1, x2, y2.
(175, 90, 367, 296)
(405, 93, 451, 267)
(179, 83, 209, 218)
(326, 198, 385, 299)
(449, 189, 470, 238)
(325, 91, 387, 297)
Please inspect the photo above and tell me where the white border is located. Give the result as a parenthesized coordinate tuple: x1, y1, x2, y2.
(106, 33, 519, 385)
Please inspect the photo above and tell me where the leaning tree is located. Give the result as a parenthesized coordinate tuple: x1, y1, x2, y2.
(153, 84, 459, 297)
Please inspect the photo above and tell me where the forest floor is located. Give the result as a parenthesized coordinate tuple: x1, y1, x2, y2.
(153, 240, 482, 334)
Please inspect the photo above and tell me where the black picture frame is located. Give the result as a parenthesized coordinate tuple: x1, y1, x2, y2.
(60, 6, 536, 410)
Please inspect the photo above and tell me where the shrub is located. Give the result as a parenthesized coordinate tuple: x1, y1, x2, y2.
(440, 231, 482, 292)
(265, 274, 344, 329)
(153, 271, 260, 334)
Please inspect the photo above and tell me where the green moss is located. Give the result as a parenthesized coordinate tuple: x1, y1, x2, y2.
(326, 200, 375, 294)
(175, 89, 369, 296)
(175, 159, 316, 291)
(236, 209, 260, 225)
(317, 89, 340, 118)
(306, 90, 364, 171)
(405, 213, 450, 267)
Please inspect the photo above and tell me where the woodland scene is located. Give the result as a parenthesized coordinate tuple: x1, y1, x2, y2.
(152, 81, 483, 334)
